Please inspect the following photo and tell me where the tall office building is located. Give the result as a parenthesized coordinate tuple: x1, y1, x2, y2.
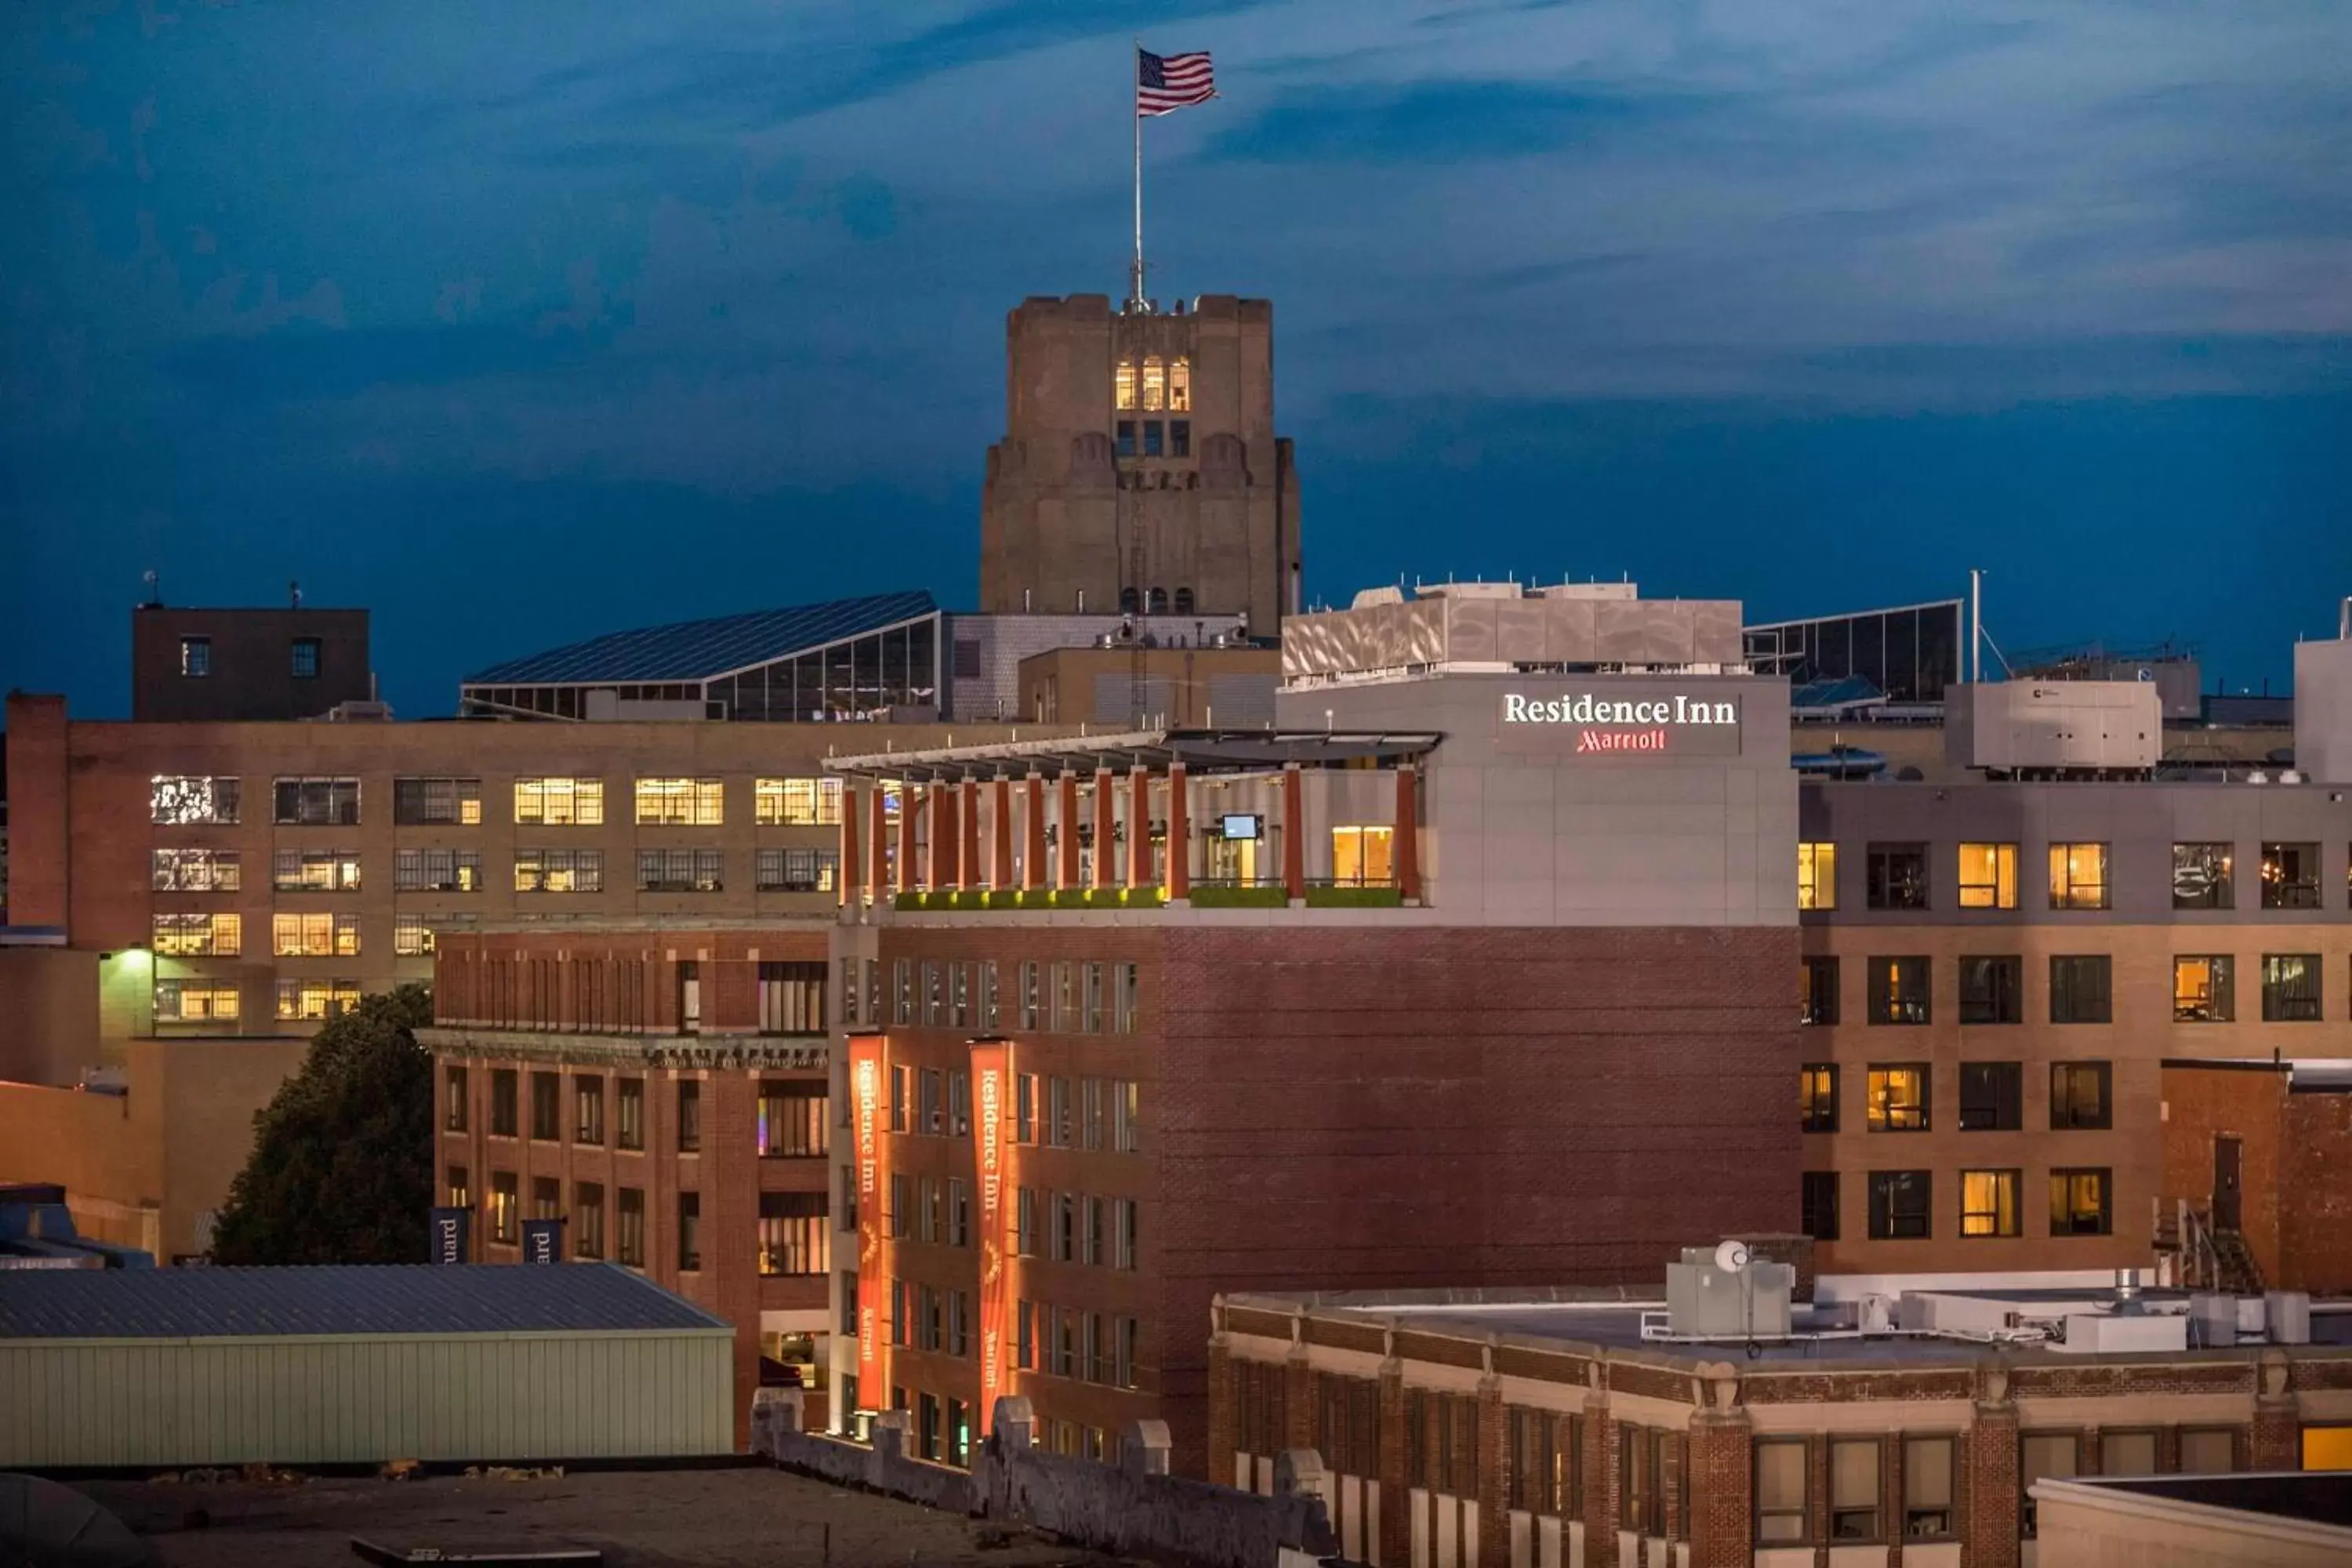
(978, 295, 1301, 633)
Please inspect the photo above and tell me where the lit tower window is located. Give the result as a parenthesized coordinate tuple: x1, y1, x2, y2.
(1142, 356, 1165, 411)
(1168, 356, 1190, 411)
(1115, 361, 1138, 410)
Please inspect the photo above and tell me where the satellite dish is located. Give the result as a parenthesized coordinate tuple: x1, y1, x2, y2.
(0, 1473, 155, 1567)
(1714, 1240, 1751, 1272)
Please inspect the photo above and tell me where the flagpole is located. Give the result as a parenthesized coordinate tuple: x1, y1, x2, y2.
(1131, 39, 1145, 312)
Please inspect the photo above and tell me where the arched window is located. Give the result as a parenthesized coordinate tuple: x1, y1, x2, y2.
(1114, 361, 1138, 411)
(1174, 587, 1196, 615)
(1119, 587, 1140, 615)
(1147, 587, 1169, 615)
(1167, 357, 1190, 412)
(1141, 356, 1166, 411)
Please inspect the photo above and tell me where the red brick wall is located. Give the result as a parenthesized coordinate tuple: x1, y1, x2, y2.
(434, 928, 827, 1033)
(2284, 1091, 2352, 1294)
(2160, 1062, 2288, 1285)
(3, 694, 71, 929)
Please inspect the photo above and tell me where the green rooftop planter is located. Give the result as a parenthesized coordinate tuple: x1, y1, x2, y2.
(1189, 884, 1287, 909)
(1305, 884, 1404, 909)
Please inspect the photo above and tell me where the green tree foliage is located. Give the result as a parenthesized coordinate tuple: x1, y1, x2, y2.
(209, 985, 435, 1265)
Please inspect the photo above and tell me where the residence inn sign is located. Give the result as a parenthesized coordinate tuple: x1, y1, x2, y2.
(1500, 689, 1745, 756)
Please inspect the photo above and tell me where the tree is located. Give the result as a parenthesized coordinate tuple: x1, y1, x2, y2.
(209, 985, 436, 1265)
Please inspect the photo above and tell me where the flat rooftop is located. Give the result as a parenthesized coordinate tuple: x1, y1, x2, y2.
(2078, 1473, 2352, 1529)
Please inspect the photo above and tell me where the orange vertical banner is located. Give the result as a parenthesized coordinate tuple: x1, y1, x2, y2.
(849, 1033, 888, 1406)
(971, 1040, 1011, 1433)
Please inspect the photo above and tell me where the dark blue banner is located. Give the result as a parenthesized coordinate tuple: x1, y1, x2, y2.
(522, 1218, 564, 1265)
(429, 1206, 471, 1265)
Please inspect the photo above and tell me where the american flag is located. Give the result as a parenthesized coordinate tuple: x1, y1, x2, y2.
(1137, 49, 1215, 117)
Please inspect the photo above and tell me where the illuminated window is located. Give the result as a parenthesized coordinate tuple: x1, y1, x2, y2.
(1796, 842, 1836, 909)
(2173, 955, 2234, 1021)
(274, 776, 361, 826)
(1167, 356, 1190, 411)
(1330, 825, 1395, 887)
(275, 977, 360, 1021)
(2049, 1169, 2111, 1236)
(2259, 841, 2321, 909)
(273, 911, 361, 956)
(1115, 360, 1138, 410)
(637, 848, 723, 891)
(755, 776, 842, 826)
(574, 1182, 604, 1259)
(515, 848, 603, 893)
(2049, 955, 2111, 1023)
(394, 777, 481, 825)
(272, 850, 361, 892)
(2172, 842, 2233, 909)
(2047, 843, 2109, 909)
(153, 980, 239, 1022)
(153, 848, 241, 891)
(1867, 956, 1931, 1025)
(514, 777, 603, 826)
(1800, 1064, 1838, 1132)
(1865, 1065, 1929, 1131)
(151, 775, 240, 825)
(489, 1172, 519, 1245)
(1141, 356, 1166, 411)
(394, 915, 436, 956)
(616, 1187, 644, 1265)
(1960, 1170, 2021, 1237)
(151, 912, 241, 956)
(395, 848, 481, 891)
(636, 776, 724, 826)
(180, 636, 211, 677)
(1957, 843, 2017, 909)
(1867, 1170, 1931, 1240)
(2261, 953, 2322, 1021)
(759, 1192, 830, 1276)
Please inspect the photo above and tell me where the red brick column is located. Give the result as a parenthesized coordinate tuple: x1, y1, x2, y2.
(1394, 764, 1421, 902)
(1584, 1402, 1620, 1555)
(960, 777, 981, 891)
(1167, 764, 1190, 901)
(1024, 773, 1047, 891)
(931, 782, 957, 891)
(1476, 1377, 1508, 1566)
(704, 1071, 762, 1450)
(1281, 764, 1305, 902)
(2252, 1398, 2300, 1470)
(1092, 769, 1116, 890)
(895, 780, 917, 895)
(1128, 767, 1152, 888)
(1685, 1412, 1753, 1568)
(1965, 1396, 2021, 1568)
(1, 694, 69, 929)
(1057, 774, 1081, 889)
(840, 779, 862, 907)
(1377, 1358, 1409, 1568)
(1284, 1345, 1315, 1451)
(992, 776, 1014, 891)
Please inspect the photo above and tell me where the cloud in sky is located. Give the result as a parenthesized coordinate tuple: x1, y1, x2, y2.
(0, 0, 2347, 715)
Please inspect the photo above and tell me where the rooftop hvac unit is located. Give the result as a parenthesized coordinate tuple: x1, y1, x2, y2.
(2189, 1293, 2237, 1348)
(2267, 1291, 2313, 1345)
(1664, 1241, 1795, 1339)
(1857, 1294, 1895, 1335)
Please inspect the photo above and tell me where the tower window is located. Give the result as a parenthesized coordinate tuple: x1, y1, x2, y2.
(1119, 588, 1140, 615)
(1115, 361, 1138, 410)
(1171, 419, 1190, 457)
(1144, 421, 1163, 457)
(180, 637, 211, 677)
(1168, 357, 1190, 411)
(1115, 420, 1135, 458)
(1142, 356, 1166, 411)
(291, 637, 321, 678)
(1174, 587, 1195, 615)
(1147, 587, 1169, 615)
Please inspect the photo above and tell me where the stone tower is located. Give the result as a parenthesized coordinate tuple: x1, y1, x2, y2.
(978, 294, 1301, 631)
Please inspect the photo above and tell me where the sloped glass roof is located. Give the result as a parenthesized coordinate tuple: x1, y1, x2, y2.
(463, 590, 937, 685)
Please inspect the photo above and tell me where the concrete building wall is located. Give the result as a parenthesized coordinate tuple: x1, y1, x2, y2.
(0, 947, 100, 1082)
(2294, 635, 2352, 784)
(132, 605, 372, 722)
(1019, 645, 1279, 728)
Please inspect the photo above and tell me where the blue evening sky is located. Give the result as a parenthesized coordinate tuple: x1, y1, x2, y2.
(3, 1, 2347, 718)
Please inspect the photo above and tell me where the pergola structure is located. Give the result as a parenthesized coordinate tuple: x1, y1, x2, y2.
(823, 728, 1441, 905)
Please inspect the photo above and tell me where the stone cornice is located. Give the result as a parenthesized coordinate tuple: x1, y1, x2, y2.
(419, 1025, 827, 1071)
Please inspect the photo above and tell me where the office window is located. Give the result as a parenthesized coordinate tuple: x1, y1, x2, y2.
(1830, 1438, 1882, 1540)
(949, 1069, 971, 1137)
(1052, 960, 1076, 1032)
(638, 848, 723, 892)
(2178, 1429, 2236, 1475)
(180, 635, 211, 676)
(890, 1174, 915, 1242)
(1903, 1437, 1955, 1538)
(530, 1072, 560, 1141)
(678, 1080, 702, 1152)
(1866, 1065, 1930, 1131)
(758, 1192, 829, 1276)
(152, 848, 241, 891)
(758, 1082, 826, 1157)
(1796, 842, 1837, 910)
(1867, 956, 1931, 1024)
(1800, 1065, 1838, 1133)
(573, 1183, 605, 1260)
(273, 912, 361, 956)
(1755, 1439, 1807, 1544)
(1047, 1076, 1073, 1147)
(1801, 956, 1839, 1025)
(2049, 1168, 2112, 1236)
(918, 1068, 943, 1135)
(1143, 420, 1164, 457)
(2101, 1431, 2158, 1476)
(1960, 1169, 2022, 1238)
(893, 958, 914, 1026)
(1170, 420, 1191, 458)
(2047, 843, 2110, 909)
(2261, 954, 2322, 1021)
(575, 1077, 605, 1144)
(1114, 1198, 1138, 1270)
(394, 776, 481, 825)
(491, 1070, 518, 1136)
(289, 637, 321, 678)
(948, 1178, 971, 1247)
(274, 776, 361, 826)
(1015, 1187, 1039, 1256)
(2020, 1433, 2079, 1537)
(393, 914, 438, 956)
(634, 777, 724, 826)
(983, 962, 1004, 1032)
(756, 847, 838, 892)
(1331, 826, 1394, 886)
(272, 849, 362, 892)
(514, 848, 603, 893)
(754, 776, 842, 826)
(2172, 842, 2234, 909)
(394, 848, 481, 892)
(1958, 955, 2023, 1024)
(1958, 843, 2018, 909)
(530, 1176, 561, 1221)
(488, 1172, 519, 1244)
(889, 1065, 909, 1133)
(2049, 955, 2113, 1023)
(1015, 1074, 1036, 1144)
(1867, 1170, 1932, 1240)
(838, 957, 860, 1026)
(1141, 354, 1166, 411)
(2260, 841, 2321, 909)
(151, 912, 242, 956)
(445, 1166, 470, 1210)
(1865, 844, 1929, 909)
(1081, 963, 1105, 1033)
(2174, 955, 2234, 1022)
(616, 1187, 644, 1266)
(616, 1079, 644, 1149)
(514, 777, 604, 825)
(1114, 419, 1135, 457)
(1801, 1171, 1839, 1241)
(757, 962, 826, 1034)
(151, 775, 241, 825)
(1019, 960, 1040, 1029)
(1959, 1062, 2023, 1131)
(1114, 359, 1138, 409)
(1167, 355, 1191, 411)
(1113, 1080, 1141, 1152)
(153, 979, 240, 1023)
(677, 1192, 702, 1271)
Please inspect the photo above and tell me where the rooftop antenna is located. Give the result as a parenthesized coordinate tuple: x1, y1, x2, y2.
(290, 579, 303, 609)
(141, 568, 161, 608)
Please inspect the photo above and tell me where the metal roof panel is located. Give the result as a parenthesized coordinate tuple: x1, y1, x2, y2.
(464, 590, 937, 684)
